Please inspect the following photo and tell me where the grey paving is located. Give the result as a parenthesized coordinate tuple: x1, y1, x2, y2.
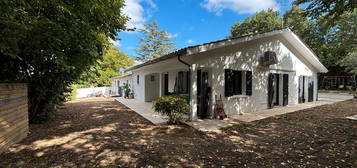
(114, 97, 167, 125)
(185, 92, 354, 132)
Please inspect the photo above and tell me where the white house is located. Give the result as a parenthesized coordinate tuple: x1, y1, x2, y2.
(112, 29, 328, 121)
(111, 74, 133, 97)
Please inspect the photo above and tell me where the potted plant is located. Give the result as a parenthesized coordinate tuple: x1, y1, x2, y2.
(123, 84, 131, 98)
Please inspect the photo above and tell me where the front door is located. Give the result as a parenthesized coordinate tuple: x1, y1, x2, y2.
(197, 70, 210, 119)
(268, 73, 289, 108)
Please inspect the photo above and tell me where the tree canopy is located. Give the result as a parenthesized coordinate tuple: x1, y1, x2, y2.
(78, 43, 134, 87)
(230, 9, 282, 37)
(293, 0, 357, 20)
(136, 20, 176, 61)
(0, 0, 128, 123)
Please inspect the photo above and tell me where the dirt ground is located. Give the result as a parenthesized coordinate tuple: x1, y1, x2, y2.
(1, 97, 356, 168)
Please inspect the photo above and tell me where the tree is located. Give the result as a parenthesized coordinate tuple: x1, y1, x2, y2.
(230, 9, 282, 37)
(283, 6, 310, 37)
(230, 6, 356, 73)
(293, 0, 357, 20)
(340, 48, 357, 75)
(326, 9, 357, 71)
(0, 0, 128, 123)
(283, 6, 326, 62)
(136, 20, 176, 61)
(79, 43, 134, 87)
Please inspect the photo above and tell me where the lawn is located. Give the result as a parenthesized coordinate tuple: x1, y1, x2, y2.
(1, 97, 356, 167)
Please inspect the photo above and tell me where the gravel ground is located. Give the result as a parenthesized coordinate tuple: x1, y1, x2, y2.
(1, 97, 356, 168)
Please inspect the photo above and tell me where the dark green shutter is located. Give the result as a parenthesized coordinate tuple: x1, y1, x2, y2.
(246, 71, 252, 95)
(225, 69, 234, 97)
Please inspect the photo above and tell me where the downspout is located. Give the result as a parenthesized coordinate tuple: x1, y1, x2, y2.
(177, 50, 191, 100)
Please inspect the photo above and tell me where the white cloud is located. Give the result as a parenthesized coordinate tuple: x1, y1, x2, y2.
(123, 0, 157, 32)
(201, 0, 279, 15)
(109, 38, 120, 47)
(144, 0, 157, 9)
(186, 40, 195, 44)
(168, 33, 179, 38)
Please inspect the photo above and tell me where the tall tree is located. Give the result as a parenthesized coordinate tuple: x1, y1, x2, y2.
(283, 6, 325, 58)
(0, 0, 128, 123)
(340, 48, 357, 75)
(283, 6, 310, 37)
(79, 43, 134, 87)
(293, 0, 357, 20)
(230, 9, 282, 37)
(136, 20, 176, 61)
(329, 9, 357, 71)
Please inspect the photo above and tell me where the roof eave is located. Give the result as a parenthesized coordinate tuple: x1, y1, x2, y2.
(283, 31, 328, 73)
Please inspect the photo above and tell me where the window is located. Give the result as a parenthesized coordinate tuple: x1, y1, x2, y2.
(150, 75, 155, 81)
(137, 75, 139, 84)
(225, 69, 252, 97)
(177, 71, 189, 94)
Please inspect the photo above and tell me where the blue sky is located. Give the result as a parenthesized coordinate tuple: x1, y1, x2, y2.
(114, 0, 294, 57)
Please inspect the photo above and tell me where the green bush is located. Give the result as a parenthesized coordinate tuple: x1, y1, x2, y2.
(152, 96, 189, 124)
(65, 85, 77, 102)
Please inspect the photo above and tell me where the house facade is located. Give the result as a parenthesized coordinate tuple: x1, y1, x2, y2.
(112, 29, 328, 121)
(111, 74, 133, 97)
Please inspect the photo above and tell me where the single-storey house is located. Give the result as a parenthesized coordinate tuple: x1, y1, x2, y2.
(111, 74, 133, 97)
(112, 28, 328, 121)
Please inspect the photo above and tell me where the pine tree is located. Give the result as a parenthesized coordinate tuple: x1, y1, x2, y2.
(136, 20, 176, 61)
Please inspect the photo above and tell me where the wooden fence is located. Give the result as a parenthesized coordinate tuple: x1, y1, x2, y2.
(0, 83, 28, 154)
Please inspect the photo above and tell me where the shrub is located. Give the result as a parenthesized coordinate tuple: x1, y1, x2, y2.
(152, 96, 190, 124)
(123, 83, 131, 98)
(65, 85, 77, 102)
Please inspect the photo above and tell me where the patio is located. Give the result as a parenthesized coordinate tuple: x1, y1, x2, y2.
(114, 97, 167, 125)
(115, 92, 354, 131)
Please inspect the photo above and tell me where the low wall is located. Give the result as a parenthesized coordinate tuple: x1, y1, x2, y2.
(76, 87, 112, 99)
(0, 83, 29, 154)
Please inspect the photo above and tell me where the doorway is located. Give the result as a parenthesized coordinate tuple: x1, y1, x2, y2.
(144, 73, 160, 102)
(197, 69, 210, 119)
(164, 73, 169, 95)
(298, 76, 306, 103)
(268, 73, 289, 108)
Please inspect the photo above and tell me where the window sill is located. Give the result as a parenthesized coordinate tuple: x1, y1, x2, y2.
(230, 95, 249, 98)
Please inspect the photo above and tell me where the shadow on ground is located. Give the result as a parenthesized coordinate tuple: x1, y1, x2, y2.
(1, 98, 356, 167)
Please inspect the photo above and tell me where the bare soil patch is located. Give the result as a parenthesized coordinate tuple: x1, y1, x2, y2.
(1, 97, 356, 167)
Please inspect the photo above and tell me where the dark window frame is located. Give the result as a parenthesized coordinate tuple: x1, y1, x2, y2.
(225, 69, 253, 97)
(177, 71, 189, 94)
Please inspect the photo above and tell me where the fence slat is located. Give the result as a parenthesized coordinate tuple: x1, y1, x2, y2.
(0, 83, 28, 154)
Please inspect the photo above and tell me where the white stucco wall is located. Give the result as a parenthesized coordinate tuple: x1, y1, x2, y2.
(131, 59, 188, 102)
(185, 35, 318, 116)
(76, 87, 111, 98)
(111, 75, 133, 96)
